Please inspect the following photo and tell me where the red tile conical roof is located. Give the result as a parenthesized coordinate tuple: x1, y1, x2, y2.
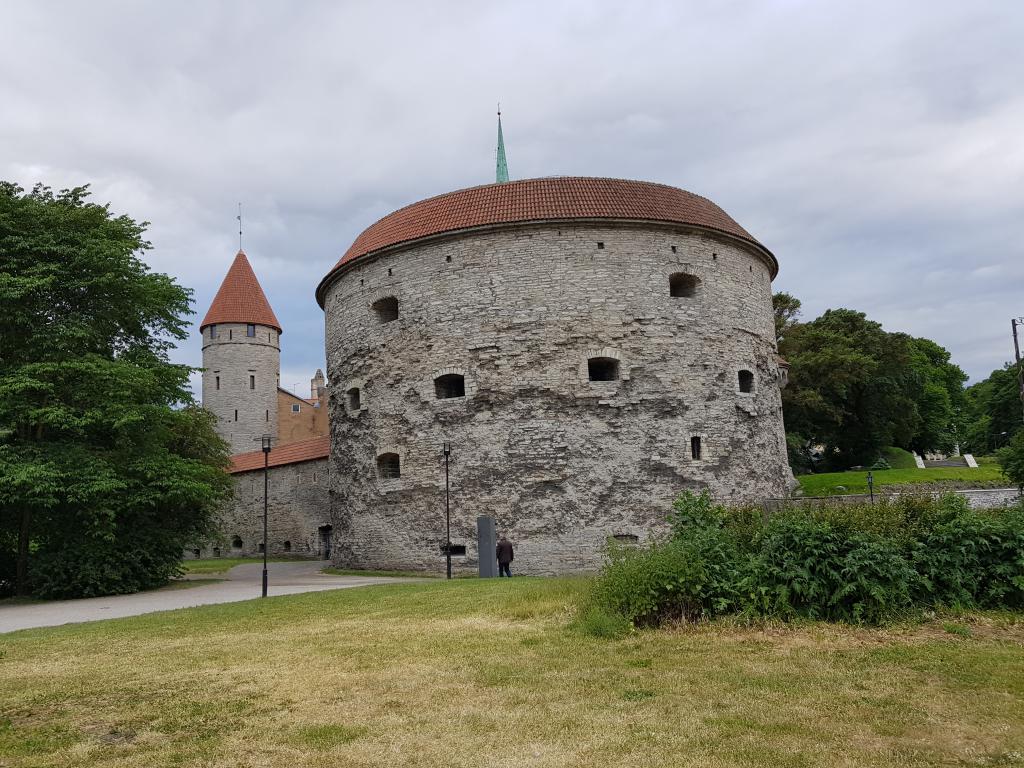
(200, 251, 282, 333)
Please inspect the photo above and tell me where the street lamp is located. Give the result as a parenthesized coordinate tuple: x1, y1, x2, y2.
(866, 471, 874, 504)
(443, 442, 452, 580)
(1013, 318, 1024, 425)
(261, 433, 272, 598)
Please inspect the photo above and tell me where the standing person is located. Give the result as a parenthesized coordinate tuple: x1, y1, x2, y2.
(496, 534, 514, 577)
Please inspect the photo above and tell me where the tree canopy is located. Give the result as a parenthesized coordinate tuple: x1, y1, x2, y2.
(0, 182, 230, 597)
(776, 296, 967, 470)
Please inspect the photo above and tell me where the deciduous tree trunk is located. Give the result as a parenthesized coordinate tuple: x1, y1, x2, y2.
(16, 507, 30, 595)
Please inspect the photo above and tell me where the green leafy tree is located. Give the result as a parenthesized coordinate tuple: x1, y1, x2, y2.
(962, 365, 1023, 454)
(996, 430, 1024, 489)
(0, 182, 230, 597)
(905, 336, 967, 455)
(772, 291, 802, 344)
(777, 301, 967, 470)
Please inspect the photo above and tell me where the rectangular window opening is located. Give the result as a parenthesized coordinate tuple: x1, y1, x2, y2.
(292, 404, 300, 413)
(249, 375, 255, 390)
(234, 409, 238, 421)
(215, 376, 220, 390)
(691, 436, 702, 460)
(247, 323, 256, 337)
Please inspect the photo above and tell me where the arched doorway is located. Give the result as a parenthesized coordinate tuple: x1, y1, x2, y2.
(318, 525, 333, 560)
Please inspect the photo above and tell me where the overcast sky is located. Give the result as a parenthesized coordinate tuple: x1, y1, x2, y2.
(3, 1, 1022, 391)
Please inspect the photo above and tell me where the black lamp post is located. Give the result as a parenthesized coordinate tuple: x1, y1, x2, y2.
(867, 471, 874, 504)
(261, 433, 272, 598)
(443, 442, 452, 580)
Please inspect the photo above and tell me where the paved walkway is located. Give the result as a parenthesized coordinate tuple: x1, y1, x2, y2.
(0, 561, 413, 634)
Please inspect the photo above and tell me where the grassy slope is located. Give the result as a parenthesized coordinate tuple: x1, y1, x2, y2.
(2, 579, 1023, 767)
(881, 446, 918, 469)
(798, 462, 1007, 497)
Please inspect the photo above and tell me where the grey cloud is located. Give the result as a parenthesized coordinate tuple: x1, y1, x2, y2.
(2, 0, 1022, 385)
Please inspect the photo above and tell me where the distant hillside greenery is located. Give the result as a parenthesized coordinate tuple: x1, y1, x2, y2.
(775, 293, 969, 472)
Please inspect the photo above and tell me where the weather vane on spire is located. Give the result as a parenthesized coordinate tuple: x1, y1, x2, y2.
(496, 103, 509, 184)
(237, 202, 243, 251)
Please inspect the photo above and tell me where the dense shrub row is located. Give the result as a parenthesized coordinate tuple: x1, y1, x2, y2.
(584, 492, 1024, 630)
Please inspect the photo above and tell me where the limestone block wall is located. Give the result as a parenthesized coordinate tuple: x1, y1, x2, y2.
(321, 222, 791, 575)
(201, 322, 280, 454)
(193, 458, 331, 559)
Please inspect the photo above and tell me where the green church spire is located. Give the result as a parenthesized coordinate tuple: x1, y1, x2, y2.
(495, 106, 509, 183)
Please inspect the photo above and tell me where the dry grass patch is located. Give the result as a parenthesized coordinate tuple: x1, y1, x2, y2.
(0, 577, 1022, 767)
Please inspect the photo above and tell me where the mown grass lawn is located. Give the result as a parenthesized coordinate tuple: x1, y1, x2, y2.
(1, 578, 1022, 767)
(180, 557, 296, 575)
(797, 462, 1008, 496)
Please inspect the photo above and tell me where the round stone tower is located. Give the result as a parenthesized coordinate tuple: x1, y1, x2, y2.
(316, 177, 791, 575)
(200, 250, 282, 455)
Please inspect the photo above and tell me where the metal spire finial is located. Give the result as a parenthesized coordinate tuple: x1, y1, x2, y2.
(237, 202, 243, 252)
(495, 104, 509, 184)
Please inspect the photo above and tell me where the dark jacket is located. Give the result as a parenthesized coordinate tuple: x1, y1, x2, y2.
(496, 539, 514, 564)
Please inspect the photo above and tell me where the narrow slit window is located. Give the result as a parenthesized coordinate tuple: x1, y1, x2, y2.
(669, 273, 700, 298)
(229, 329, 233, 339)
(691, 436, 702, 460)
(265, 409, 269, 422)
(587, 357, 619, 382)
(249, 375, 255, 390)
(738, 369, 755, 394)
(215, 376, 220, 390)
(234, 409, 238, 421)
(372, 296, 399, 323)
(377, 453, 401, 479)
(434, 373, 466, 399)
(347, 387, 361, 410)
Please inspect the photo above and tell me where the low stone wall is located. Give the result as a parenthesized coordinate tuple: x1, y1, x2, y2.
(776, 487, 1022, 511)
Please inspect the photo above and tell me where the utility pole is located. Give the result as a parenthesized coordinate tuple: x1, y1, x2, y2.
(443, 442, 452, 580)
(1013, 318, 1024, 425)
(261, 434, 272, 598)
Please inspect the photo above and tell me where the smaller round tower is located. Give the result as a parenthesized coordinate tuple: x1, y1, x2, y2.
(200, 250, 282, 454)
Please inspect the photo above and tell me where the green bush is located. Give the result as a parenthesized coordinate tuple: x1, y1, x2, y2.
(588, 491, 1024, 629)
(746, 515, 914, 623)
(997, 430, 1024, 490)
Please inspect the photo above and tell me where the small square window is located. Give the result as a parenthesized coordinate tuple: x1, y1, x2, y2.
(247, 324, 256, 337)
(292, 404, 301, 413)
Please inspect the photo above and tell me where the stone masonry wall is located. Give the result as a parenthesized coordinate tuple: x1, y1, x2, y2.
(322, 222, 792, 575)
(201, 322, 281, 454)
(192, 458, 331, 559)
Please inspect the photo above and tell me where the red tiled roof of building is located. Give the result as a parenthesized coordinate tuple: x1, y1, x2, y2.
(317, 177, 776, 304)
(201, 251, 282, 333)
(229, 435, 329, 474)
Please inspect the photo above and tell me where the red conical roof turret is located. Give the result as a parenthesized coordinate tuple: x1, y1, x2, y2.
(200, 250, 282, 333)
